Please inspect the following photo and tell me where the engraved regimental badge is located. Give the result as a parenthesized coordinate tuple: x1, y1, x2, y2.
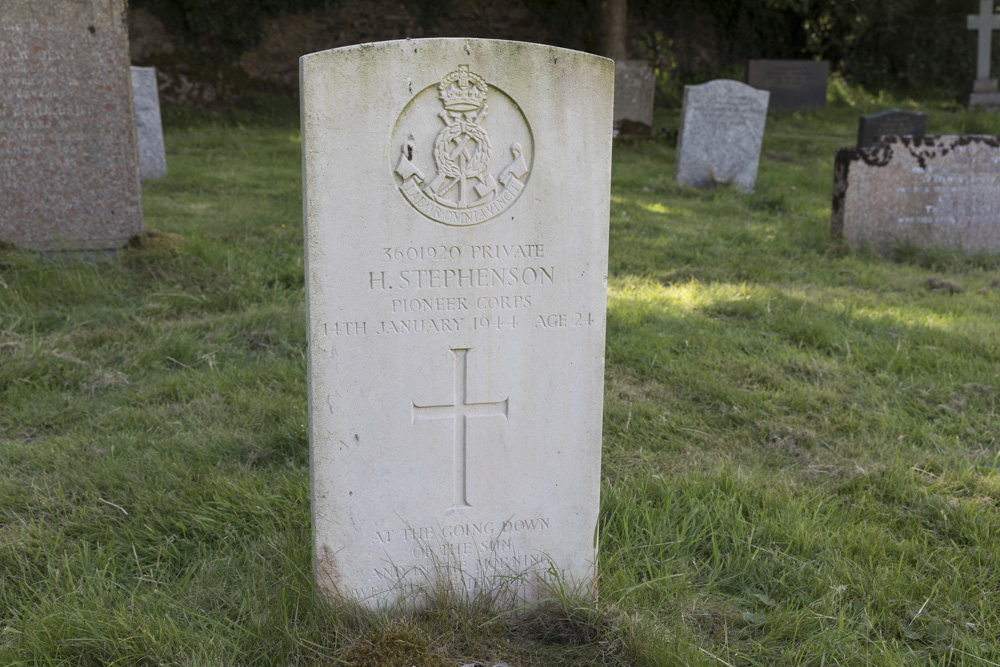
(392, 65, 533, 226)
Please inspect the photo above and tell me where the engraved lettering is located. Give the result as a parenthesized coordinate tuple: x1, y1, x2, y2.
(388, 266, 554, 290)
(536, 314, 568, 328)
(377, 318, 463, 335)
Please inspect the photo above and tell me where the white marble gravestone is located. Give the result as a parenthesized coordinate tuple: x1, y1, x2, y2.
(674, 79, 769, 191)
(130, 66, 167, 180)
(301, 39, 613, 608)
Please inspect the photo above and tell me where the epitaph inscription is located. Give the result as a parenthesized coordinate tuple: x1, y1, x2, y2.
(832, 135, 1000, 254)
(303, 39, 612, 609)
(0, 0, 143, 251)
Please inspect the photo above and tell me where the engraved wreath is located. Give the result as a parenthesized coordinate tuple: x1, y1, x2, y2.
(393, 65, 532, 226)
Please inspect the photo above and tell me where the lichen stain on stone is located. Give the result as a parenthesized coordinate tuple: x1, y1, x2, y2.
(830, 148, 854, 238)
(892, 134, 1000, 169)
(831, 142, 891, 238)
(316, 544, 342, 590)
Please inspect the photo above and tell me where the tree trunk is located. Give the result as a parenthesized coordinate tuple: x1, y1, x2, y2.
(589, 0, 628, 61)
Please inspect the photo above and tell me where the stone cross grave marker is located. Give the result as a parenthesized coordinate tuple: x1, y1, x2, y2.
(674, 79, 769, 192)
(131, 67, 168, 180)
(0, 0, 143, 251)
(856, 109, 927, 148)
(301, 39, 613, 608)
(747, 59, 829, 112)
(832, 135, 1000, 254)
(968, 0, 1000, 108)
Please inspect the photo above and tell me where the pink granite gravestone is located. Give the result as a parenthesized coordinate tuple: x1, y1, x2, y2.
(0, 0, 143, 252)
(832, 136, 1000, 254)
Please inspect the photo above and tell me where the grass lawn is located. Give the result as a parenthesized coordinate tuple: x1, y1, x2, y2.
(2, 94, 999, 665)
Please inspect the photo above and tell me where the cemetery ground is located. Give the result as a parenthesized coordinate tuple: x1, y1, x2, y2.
(2, 95, 1000, 666)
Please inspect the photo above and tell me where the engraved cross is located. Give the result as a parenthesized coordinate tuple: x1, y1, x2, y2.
(411, 348, 508, 509)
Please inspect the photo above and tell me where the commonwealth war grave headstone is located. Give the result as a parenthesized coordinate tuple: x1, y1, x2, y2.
(747, 59, 829, 112)
(967, 0, 1000, 109)
(832, 136, 1000, 254)
(613, 60, 655, 131)
(0, 0, 143, 251)
(674, 79, 769, 191)
(856, 109, 927, 148)
(131, 66, 167, 180)
(301, 39, 613, 608)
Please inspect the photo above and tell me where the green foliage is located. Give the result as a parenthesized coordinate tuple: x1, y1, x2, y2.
(631, 0, 976, 99)
(131, 0, 979, 98)
(524, 0, 591, 52)
(132, 0, 343, 62)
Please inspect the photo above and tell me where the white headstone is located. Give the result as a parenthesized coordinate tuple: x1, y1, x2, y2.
(674, 79, 769, 192)
(130, 66, 167, 180)
(301, 39, 613, 609)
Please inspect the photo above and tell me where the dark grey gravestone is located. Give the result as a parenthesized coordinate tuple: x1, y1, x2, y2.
(857, 109, 927, 148)
(0, 0, 143, 251)
(832, 135, 1000, 254)
(131, 66, 167, 180)
(613, 60, 655, 131)
(747, 60, 829, 112)
(675, 80, 769, 191)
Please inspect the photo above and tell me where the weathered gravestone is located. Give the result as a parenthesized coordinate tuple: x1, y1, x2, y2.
(674, 79, 769, 192)
(301, 39, 613, 608)
(0, 0, 143, 251)
(856, 109, 927, 148)
(832, 136, 1000, 254)
(747, 59, 829, 112)
(613, 60, 655, 132)
(967, 0, 1000, 109)
(131, 66, 167, 180)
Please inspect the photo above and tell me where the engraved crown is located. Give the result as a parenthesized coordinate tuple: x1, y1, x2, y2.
(438, 65, 488, 113)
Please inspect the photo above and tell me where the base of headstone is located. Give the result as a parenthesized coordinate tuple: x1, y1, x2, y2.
(615, 119, 651, 136)
(38, 249, 120, 264)
(969, 91, 1000, 109)
(973, 78, 998, 93)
